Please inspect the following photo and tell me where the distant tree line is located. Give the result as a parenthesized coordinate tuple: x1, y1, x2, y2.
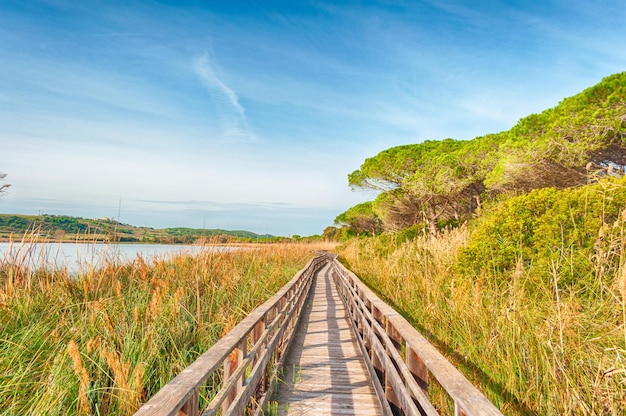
(0, 214, 283, 243)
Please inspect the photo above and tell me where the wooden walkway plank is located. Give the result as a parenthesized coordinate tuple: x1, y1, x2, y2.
(271, 263, 385, 416)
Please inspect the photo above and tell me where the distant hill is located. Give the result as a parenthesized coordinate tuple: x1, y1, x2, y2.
(0, 214, 275, 243)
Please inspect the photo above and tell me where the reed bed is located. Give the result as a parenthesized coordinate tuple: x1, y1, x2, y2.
(0, 238, 334, 415)
(338, 225, 626, 415)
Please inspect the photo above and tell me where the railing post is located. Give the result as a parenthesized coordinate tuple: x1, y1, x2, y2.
(252, 319, 265, 350)
(363, 312, 372, 350)
(222, 338, 247, 414)
(176, 389, 199, 416)
(384, 321, 402, 411)
(371, 338, 384, 378)
(386, 321, 402, 350)
(372, 304, 383, 325)
(277, 296, 288, 362)
(406, 346, 429, 395)
(249, 317, 266, 413)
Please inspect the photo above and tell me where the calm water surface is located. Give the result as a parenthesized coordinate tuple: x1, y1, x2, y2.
(0, 242, 236, 274)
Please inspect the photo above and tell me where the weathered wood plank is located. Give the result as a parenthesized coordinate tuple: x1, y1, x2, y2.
(271, 264, 386, 416)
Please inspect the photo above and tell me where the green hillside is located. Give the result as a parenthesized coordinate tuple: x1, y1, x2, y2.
(0, 214, 273, 243)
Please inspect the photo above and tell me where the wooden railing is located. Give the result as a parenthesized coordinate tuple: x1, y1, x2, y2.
(134, 253, 330, 416)
(135, 252, 503, 416)
(331, 258, 503, 416)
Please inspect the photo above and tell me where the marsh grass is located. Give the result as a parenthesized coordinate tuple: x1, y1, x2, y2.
(0, 236, 334, 415)
(338, 218, 626, 414)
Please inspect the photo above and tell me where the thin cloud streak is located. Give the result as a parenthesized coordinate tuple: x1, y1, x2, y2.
(192, 53, 257, 142)
(193, 54, 244, 114)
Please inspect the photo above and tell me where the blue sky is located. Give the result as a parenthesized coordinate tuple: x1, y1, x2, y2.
(1, 0, 625, 236)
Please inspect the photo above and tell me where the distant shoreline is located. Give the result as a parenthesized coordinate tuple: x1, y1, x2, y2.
(0, 214, 280, 244)
(0, 238, 248, 246)
(0, 239, 301, 249)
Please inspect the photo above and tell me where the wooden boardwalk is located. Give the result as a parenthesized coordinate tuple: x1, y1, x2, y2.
(271, 263, 385, 415)
(134, 254, 503, 416)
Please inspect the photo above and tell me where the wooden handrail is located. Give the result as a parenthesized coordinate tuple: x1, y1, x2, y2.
(134, 252, 330, 416)
(331, 258, 503, 416)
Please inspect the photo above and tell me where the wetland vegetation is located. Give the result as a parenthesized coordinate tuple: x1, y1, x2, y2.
(0, 239, 333, 414)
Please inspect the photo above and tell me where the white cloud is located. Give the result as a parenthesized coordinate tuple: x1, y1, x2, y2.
(192, 53, 257, 142)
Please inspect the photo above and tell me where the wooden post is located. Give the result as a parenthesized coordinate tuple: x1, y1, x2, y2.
(385, 323, 402, 411)
(371, 339, 384, 377)
(247, 318, 266, 414)
(363, 314, 372, 350)
(252, 319, 265, 348)
(250, 318, 265, 367)
(406, 347, 429, 394)
(353, 290, 363, 333)
(222, 339, 246, 414)
(176, 389, 199, 416)
(372, 305, 384, 326)
(386, 321, 403, 351)
(277, 296, 288, 361)
(385, 372, 401, 412)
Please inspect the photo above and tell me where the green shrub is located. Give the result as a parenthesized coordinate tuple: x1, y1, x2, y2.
(459, 177, 626, 289)
(396, 224, 423, 243)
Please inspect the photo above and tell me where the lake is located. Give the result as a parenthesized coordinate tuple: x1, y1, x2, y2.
(0, 242, 237, 274)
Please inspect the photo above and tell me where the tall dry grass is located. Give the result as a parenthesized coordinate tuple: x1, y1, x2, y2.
(338, 227, 626, 415)
(0, 238, 334, 415)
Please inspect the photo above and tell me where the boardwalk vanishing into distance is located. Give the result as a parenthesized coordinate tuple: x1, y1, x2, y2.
(270, 263, 384, 415)
(134, 253, 502, 416)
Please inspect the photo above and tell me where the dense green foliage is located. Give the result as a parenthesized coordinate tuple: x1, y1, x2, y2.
(338, 180, 626, 413)
(333, 201, 381, 235)
(459, 177, 626, 288)
(486, 72, 626, 192)
(39, 214, 91, 233)
(0, 215, 31, 232)
(341, 72, 626, 234)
